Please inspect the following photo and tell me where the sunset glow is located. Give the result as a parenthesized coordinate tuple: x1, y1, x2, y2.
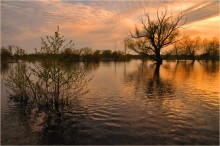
(1, 0, 219, 53)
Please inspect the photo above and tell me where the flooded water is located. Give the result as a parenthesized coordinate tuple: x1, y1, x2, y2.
(1, 60, 219, 145)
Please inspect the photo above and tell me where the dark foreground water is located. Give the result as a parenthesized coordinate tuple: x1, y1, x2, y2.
(1, 60, 219, 145)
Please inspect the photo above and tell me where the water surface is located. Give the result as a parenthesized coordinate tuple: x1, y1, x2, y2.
(1, 60, 219, 145)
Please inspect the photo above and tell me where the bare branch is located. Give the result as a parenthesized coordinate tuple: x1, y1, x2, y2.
(127, 9, 186, 64)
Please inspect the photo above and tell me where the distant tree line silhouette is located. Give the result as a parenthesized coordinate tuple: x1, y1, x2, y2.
(1, 36, 219, 63)
(0, 46, 135, 62)
(1, 45, 26, 62)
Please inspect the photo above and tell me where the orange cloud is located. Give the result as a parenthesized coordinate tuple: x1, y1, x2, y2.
(1, 1, 219, 53)
(182, 15, 220, 39)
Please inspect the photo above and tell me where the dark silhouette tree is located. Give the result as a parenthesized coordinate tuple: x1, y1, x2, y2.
(102, 50, 112, 58)
(128, 9, 186, 65)
(92, 50, 101, 61)
(200, 37, 220, 60)
(1, 46, 12, 62)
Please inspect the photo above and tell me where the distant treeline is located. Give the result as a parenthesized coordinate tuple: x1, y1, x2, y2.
(1, 43, 219, 63)
(1, 29, 219, 63)
(0, 45, 141, 62)
(167, 36, 219, 61)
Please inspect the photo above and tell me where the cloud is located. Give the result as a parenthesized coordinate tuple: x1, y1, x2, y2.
(183, 1, 219, 24)
(182, 15, 220, 39)
(1, 0, 219, 53)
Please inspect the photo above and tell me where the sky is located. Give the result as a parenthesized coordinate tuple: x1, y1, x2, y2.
(1, 0, 220, 53)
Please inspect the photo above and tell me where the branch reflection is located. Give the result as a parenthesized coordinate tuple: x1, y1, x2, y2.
(2, 61, 94, 144)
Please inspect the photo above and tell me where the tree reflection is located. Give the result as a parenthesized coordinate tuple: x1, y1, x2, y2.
(1, 62, 10, 74)
(124, 62, 174, 111)
(145, 63, 174, 99)
(171, 60, 195, 80)
(39, 103, 90, 145)
(199, 60, 219, 74)
(124, 62, 174, 101)
(2, 61, 92, 144)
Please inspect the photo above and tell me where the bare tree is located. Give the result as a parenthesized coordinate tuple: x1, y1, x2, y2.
(128, 9, 186, 65)
(201, 37, 220, 60)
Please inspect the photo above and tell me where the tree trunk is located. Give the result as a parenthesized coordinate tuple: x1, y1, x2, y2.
(155, 50, 163, 65)
(175, 47, 179, 61)
(154, 63, 160, 75)
(191, 54, 195, 61)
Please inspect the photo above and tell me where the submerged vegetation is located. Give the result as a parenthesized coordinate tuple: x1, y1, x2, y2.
(3, 27, 91, 130)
